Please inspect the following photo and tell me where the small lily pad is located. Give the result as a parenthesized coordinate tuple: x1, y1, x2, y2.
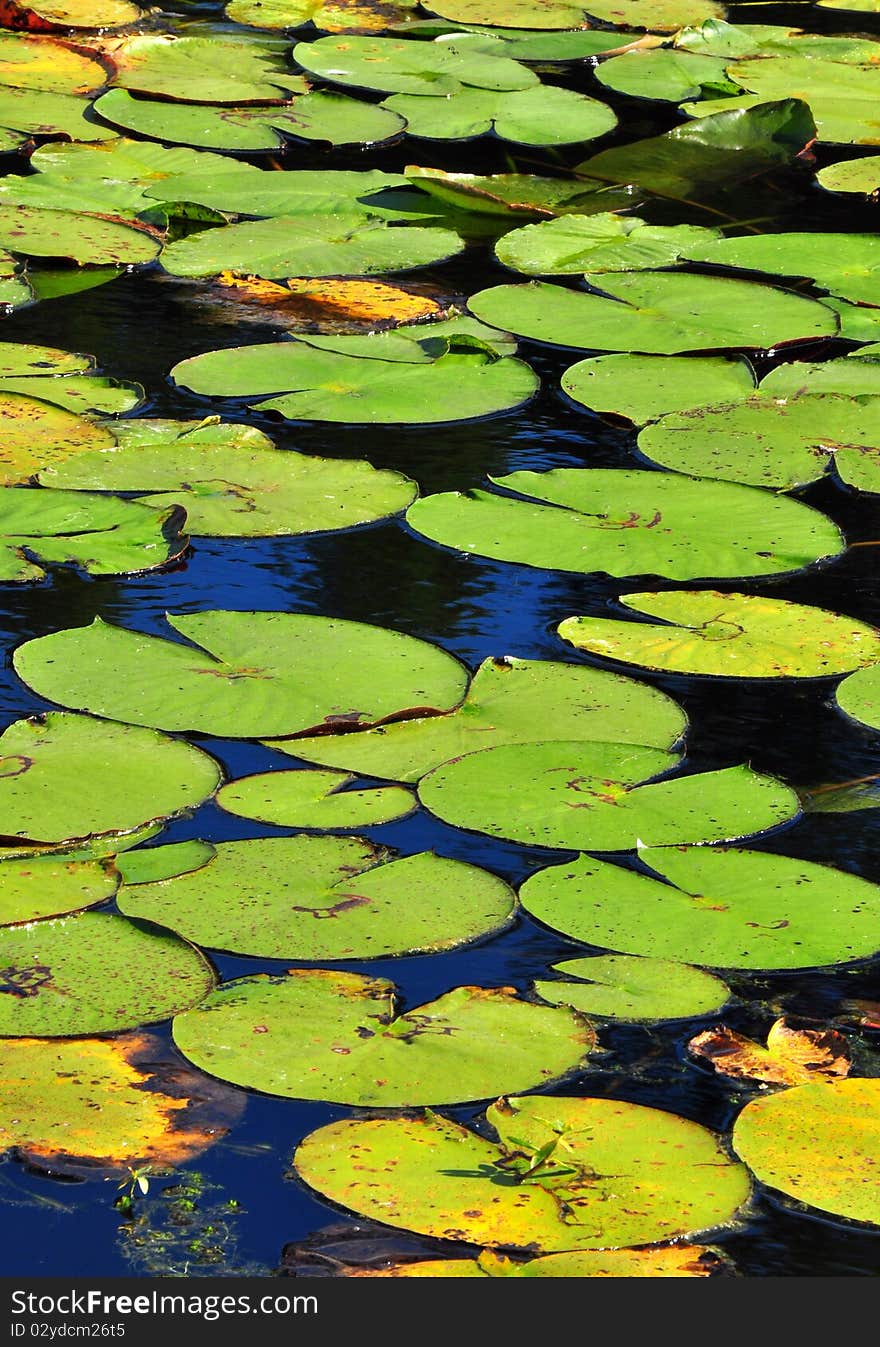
(817, 156, 880, 196)
(120, 838, 514, 960)
(558, 590, 880, 679)
(0, 87, 121, 148)
(384, 85, 617, 146)
(0, 853, 118, 925)
(116, 839, 216, 887)
(835, 663, 880, 733)
(419, 742, 799, 851)
(173, 969, 592, 1104)
(562, 353, 756, 424)
(0, 393, 114, 485)
(0, 911, 214, 1036)
(596, 49, 736, 103)
(535, 955, 730, 1021)
(495, 214, 720, 275)
(404, 165, 638, 218)
(733, 1079, 880, 1225)
(0, 31, 108, 95)
(216, 770, 415, 828)
(0, 340, 141, 413)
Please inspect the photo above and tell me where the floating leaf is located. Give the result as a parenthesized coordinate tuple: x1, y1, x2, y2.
(116, 839, 216, 887)
(293, 35, 537, 95)
(719, 56, 880, 146)
(0, 31, 108, 94)
(13, 612, 468, 739)
(688, 232, 880, 308)
(38, 418, 417, 537)
(408, 468, 841, 581)
(0, 911, 214, 1036)
(520, 846, 880, 970)
(120, 838, 513, 960)
(535, 955, 730, 1021)
(404, 165, 637, 218)
(0, 0, 141, 29)
(760, 358, 880, 401)
(689, 1018, 851, 1087)
(836, 663, 880, 733)
(558, 590, 880, 678)
(0, 711, 221, 844)
(0, 853, 117, 925)
(596, 49, 735, 102)
(208, 276, 448, 331)
(216, 770, 415, 828)
(0, 340, 140, 414)
(294, 1094, 748, 1250)
(161, 214, 464, 281)
(93, 88, 405, 152)
(0, 203, 160, 267)
(0, 1032, 241, 1173)
(273, 655, 687, 783)
(733, 1079, 880, 1225)
(173, 969, 591, 1104)
(495, 214, 719, 275)
(419, 743, 798, 851)
(111, 35, 308, 104)
(426, 0, 723, 28)
(468, 273, 836, 354)
(637, 393, 880, 492)
(143, 165, 409, 220)
(226, 0, 419, 30)
(0, 392, 114, 485)
(675, 19, 880, 64)
(817, 156, 880, 196)
(562, 353, 755, 424)
(384, 85, 616, 146)
(354, 1246, 726, 1277)
(0, 86, 119, 146)
(446, 28, 653, 61)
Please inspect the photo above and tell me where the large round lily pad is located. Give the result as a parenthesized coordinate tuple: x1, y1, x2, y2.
(119, 837, 514, 960)
(293, 35, 537, 95)
(216, 769, 415, 827)
(534, 955, 730, 1021)
(468, 274, 837, 353)
(688, 231, 880, 308)
(294, 1093, 749, 1251)
(273, 655, 687, 783)
(595, 48, 734, 102)
(111, 35, 308, 104)
(0, 711, 221, 844)
(0, 911, 214, 1036)
(38, 418, 417, 537)
(0, 853, 118, 925)
(419, 742, 799, 850)
(405, 469, 843, 581)
(12, 612, 468, 739)
(520, 846, 880, 970)
(562, 353, 756, 425)
(173, 969, 592, 1104)
(495, 214, 719, 275)
(384, 85, 617, 146)
(733, 1080, 880, 1225)
(558, 590, 880, 679)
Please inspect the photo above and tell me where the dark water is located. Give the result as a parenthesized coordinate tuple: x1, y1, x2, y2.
(2, 0, 880, 1278)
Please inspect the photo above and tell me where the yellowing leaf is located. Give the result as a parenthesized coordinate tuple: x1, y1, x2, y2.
(689, 1017, 851, 1087)
(212, 272, 449, 331)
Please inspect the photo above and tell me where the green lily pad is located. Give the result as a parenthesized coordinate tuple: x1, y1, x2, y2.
(0, 912, 214, 1037)
(271, 655, 687, 783)
(0, 203, 160, 267)
(354, 1246, 727, 1276)
(558, 590, 880, 678)
(294, 1094, 748, 1252)
(0, 392, 114, 485)
(687, 232, 880, 308)
(733, 1079, 880, 1225)
(426, 0, 722, 27)
(637, 393, 880, 491)
(534, 955, 730, 1021)
(384, 85, 617, 146)
(0, 821, 163, 864)
(171, 341, 537, 424)
(120, 838, 513, 960)
(404, 165, 638, 218)
(216, 770, 415, 827)
(419, 742, 798, 850)
(0, 31, 108, 95)
(836, 664, 880, 733)
(675, 19, 880, 64)
(468, 273, 837, 353)
(173, 969, 592, 1104)
(0, 853, 118, 925)
(116, 840, 216, 887)
(111, 35, 309, 104)
(144, 166, 409, 220)
(0, 251, 30, 309)
(760, 357, 880, 401)
(0, 0, 141, 27)
(596, 49, 736, 103)
(226, 0, 420, 29)
(38, 418, 417, 537)
(0, 341, 141, 414)
(12, 612, 468, 739)
(0, 87, 120, 149)
(562, 353, 756, 424)
(817, 156, 880, 196)
(93, 88, 405, 152)
(495, 214, 720, 275)
(448, 28, 650, 61)
(161, 213, 463, 281)
(716, 57, 880, 146)
(405, 468, 844, 581)
(522, 845, 880, 970)
(0, 487, 189, 582)
(293, 35, 537, 95)
(0, 711, 221, 844)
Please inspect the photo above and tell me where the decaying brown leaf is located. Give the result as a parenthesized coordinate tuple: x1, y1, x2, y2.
(209, 272, 454, 332)
(689, 1016, 851, 1088)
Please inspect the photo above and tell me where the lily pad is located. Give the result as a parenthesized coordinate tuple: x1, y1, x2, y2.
(93, 88, 405, 152)
(111, 35, 308, 104)
(637, 393, 880, 492)
(0, 340, 141, 414)
(171, 341, 537, 424)
(447, 28, 652, 61)
(293, 35, 537, 95)
(558, 590, 880, 678)
(116, 839, 216, 887)
(495, 214, 720, 275)
(760, 358, 880, 401)
(520, 846, 880, 970)
(294, 1094, 748, 1251)
(405, 469, 844, 581)
(173, 969, 592, 1104)
(120, 838, 514, 960)
(0, 711, 221, 844)
(38, 418, 417, 537)
(0, 853, 118, 925)
(354, 1246, 727, 1277)
(216, 770, 415, 827)
(687, 231, 880, 308)
(384, 85, 617, 146)
(226, 0, 419, 29)
(534, 955, 730, 1021)
(161, 214, 464, 281)
(596, 49, 736, 103)
(0, 392, 114, 484)
(0, 0, 141, 28)
(468, 273, 837, 353)
(12, 612, 469, 739)
(0, 31, 108, 94)
(817, 156, 880, 196)
(0, 911, 214, 1036)
(0, 203, 160, 267)
(419, 742, 799, 851)
(144, 166, 409, 220)
(203, 275, 448, 332)
(562, 353, 756, 424)
(0, 86, 118, 147)
(272, 655, 687, 783)
(836, 664, 880, 733)
(720, 56, 880, 146)
(733, 1079, 880, 1225)
(404, 165, 638, 218)
(426, 0, 723, 27)
(0, 1032, 241, 1172)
